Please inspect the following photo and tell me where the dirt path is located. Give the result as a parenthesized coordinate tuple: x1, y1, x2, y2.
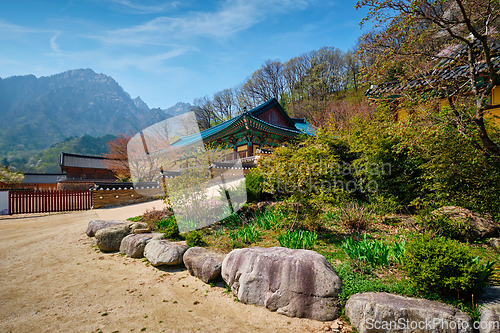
(0, 210, 325, 333)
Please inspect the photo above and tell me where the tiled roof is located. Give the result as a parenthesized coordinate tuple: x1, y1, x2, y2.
(366, 40, 500, 97)
(170, 98, 313, 147)
(21, 173, 66, 184)
(60, 152, 108, 169)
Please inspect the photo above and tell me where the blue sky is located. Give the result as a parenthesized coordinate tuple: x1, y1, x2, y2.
(0, 0, 371, 109)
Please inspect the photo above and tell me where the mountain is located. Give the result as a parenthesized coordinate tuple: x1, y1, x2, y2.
(163, 102, 192, 118)
(0, 69, 167, 155)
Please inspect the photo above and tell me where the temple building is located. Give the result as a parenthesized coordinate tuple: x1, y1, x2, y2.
(171, 98, 315, 162)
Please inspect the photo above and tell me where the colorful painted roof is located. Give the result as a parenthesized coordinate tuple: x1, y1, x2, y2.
(171, 98, 314, 147)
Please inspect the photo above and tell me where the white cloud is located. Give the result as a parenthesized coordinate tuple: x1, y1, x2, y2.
(91, 0, 311, 46)
(50, 32, 62, 55)
(108, 0, 181, 14)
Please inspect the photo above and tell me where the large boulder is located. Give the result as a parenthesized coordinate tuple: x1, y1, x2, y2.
(432, 206, 500, 240)
(345, 292, 472, 333)
(221, 247, 342, 321)
(86, 220, 125, 237)
(183, 247, 225, 283)
(119, 233, 163, 258)
(478, 287, 500, 333)
(95, 222, 147, 252)
(143, 239, 188, 266)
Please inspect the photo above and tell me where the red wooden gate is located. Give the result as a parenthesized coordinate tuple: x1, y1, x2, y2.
(9, 190, 93, 214)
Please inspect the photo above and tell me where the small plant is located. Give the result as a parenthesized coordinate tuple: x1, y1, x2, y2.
(341, 234, 405, 266)
(402, 233, 495, 297)
(185, 230, 206, 247)
(277, 229, 318, 249)
(161, 216, 180, 240)
(338, 202, 373, 232)
(140, 208, 173, 231)
(229, 225, 260, 244)
(127, 215, 141, 222)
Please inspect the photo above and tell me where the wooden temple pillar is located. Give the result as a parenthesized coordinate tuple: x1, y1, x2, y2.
(247, 141, 253, 157)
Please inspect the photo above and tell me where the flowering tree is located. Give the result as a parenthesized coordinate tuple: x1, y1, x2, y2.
(0, 167, 24, 186)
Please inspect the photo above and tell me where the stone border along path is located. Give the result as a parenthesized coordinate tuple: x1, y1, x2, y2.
(88, 217, 500, 333)
(0, 211, 331, 333)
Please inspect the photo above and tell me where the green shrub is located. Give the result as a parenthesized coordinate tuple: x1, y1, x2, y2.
(161, 216, 180, 240)
(245, 169, 264, 203)
(229, 225, 260, 244)
(402, 233, 495, 296)
(341, 234, 405, 266)
(277, 229, 318, 249)
(185, 230, 206, 247)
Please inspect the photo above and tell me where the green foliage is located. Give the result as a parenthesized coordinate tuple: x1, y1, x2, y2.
(408, 122, 500, 218)
(334, 262, 411, 306)
(342, 234, 405, 266)
(229, 225, 260, 244)
(126, 216, 142, 222)
(245, 169, 264, 203)
(349, 107, 423, 212)
(277, 229, 318, 249)
(402, 233, 495, 296)
(161, 216, 180, 240)
(185, 230, 206, 248)
(252, 208, 284, 230)
(257, 126, 355, 212)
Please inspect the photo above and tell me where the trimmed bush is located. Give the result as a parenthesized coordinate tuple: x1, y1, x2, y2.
(402, 233, 495, 296)
(185, 230, 206, 247)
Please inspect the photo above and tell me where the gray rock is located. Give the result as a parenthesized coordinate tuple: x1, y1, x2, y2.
(183, 247, 225, 283)
(86, 220, 125, 237)
(432, 206, 500, 240)
(345, 292, 472, 333)
(490, 238, 500, 250)
(143, 239, 188, 266)
(478, 287, 500, 333)
(221, 247, 342, 321)
(119, 233, 163, 258)
(95, 222, 148, 252)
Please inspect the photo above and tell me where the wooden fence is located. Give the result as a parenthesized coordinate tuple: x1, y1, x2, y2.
(9, 190, 92, 214)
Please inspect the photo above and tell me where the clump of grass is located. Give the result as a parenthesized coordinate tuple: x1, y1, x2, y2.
(229, 225, 260, 244)
(341, 234, 405, 266)
(277, 229, 317, 249)
(252, 208, 284, 230)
